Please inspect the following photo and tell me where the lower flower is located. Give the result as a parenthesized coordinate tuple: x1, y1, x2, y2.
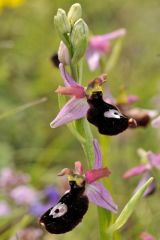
(39, 139, 117, 234)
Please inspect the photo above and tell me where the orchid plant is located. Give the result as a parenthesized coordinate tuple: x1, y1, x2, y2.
(40, 3, 155, 240)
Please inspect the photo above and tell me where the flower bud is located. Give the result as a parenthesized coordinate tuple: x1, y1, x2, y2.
(71, 19, 88, 63)
(67, 3, 82, 26)
(58, 41, 70, 65)
(54, 8, 71, 36)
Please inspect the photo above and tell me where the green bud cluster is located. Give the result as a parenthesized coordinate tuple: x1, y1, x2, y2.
(54, 3, 88, 64)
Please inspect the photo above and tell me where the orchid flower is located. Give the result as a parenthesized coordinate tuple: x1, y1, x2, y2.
(50, 63, 136, 132)
(50, 63, 104, 128)
(140, 232, 156, 240)
(86, 28, 126, 71)
(123, 149, 160, 196)
(58, 139, 118, 213)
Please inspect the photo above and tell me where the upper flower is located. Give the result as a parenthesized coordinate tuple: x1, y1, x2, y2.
(57, 139, 118, 213)
(50, 63, 136, 135)
(86, 28, 126, 71)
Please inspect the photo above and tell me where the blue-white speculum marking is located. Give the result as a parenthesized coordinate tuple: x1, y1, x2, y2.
(87, 91, 137, 135)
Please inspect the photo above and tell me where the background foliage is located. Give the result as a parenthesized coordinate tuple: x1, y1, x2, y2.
(0, 0, 160, 239)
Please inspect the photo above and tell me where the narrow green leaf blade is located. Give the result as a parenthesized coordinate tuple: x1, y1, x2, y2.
(110, 177, 153, 232)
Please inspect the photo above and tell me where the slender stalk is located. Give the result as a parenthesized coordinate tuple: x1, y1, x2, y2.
(69, 56, 95, 168)
(69, 57, 113, 240)
(67, 25, 114, 240)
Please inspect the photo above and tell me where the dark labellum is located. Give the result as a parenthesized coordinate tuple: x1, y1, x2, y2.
(87, 91, 136, 135)
(50, 53, 60, 68)
(40, 179, 89, 234)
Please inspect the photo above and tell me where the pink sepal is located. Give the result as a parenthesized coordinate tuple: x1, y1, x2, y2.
(56, 86, 85, 99)
(85, 167, 111, 184)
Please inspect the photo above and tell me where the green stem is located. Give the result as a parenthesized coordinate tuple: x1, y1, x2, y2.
(69, 47, 95, 168)
(71, 62, 79, 82)
(99, 135, 113, 240)
(75, 118, 94, 169)
(68, 40, 114, 240)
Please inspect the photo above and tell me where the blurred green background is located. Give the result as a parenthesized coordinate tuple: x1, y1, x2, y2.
(0, 0, 160, 239)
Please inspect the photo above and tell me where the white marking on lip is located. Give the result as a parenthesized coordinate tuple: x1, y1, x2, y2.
(104, 109, 122, 119)
(49, 202, 68, 218)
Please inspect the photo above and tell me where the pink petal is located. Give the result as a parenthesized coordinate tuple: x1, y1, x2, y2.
(140, 232, 156, 240)
(59, 63, 79, 87)
(93, 139, 102, 169)
(90, 28, 126, 52)
(85, 168, 111, 184)
(86, 181, 118, 213)
(134, 173, 156, 197)
(50, 97, 89, 128)
(147, 151, 160, 169)
(123, 164, 151, 179)
(92, 28, 126, 42)
(56, 86, 85, 98)
(86, 47, 100, 71)
(151, 115, 160, 128)
(89, 39, 110, 53)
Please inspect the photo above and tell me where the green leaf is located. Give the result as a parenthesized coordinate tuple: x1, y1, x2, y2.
(109, 177, 153, 232)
